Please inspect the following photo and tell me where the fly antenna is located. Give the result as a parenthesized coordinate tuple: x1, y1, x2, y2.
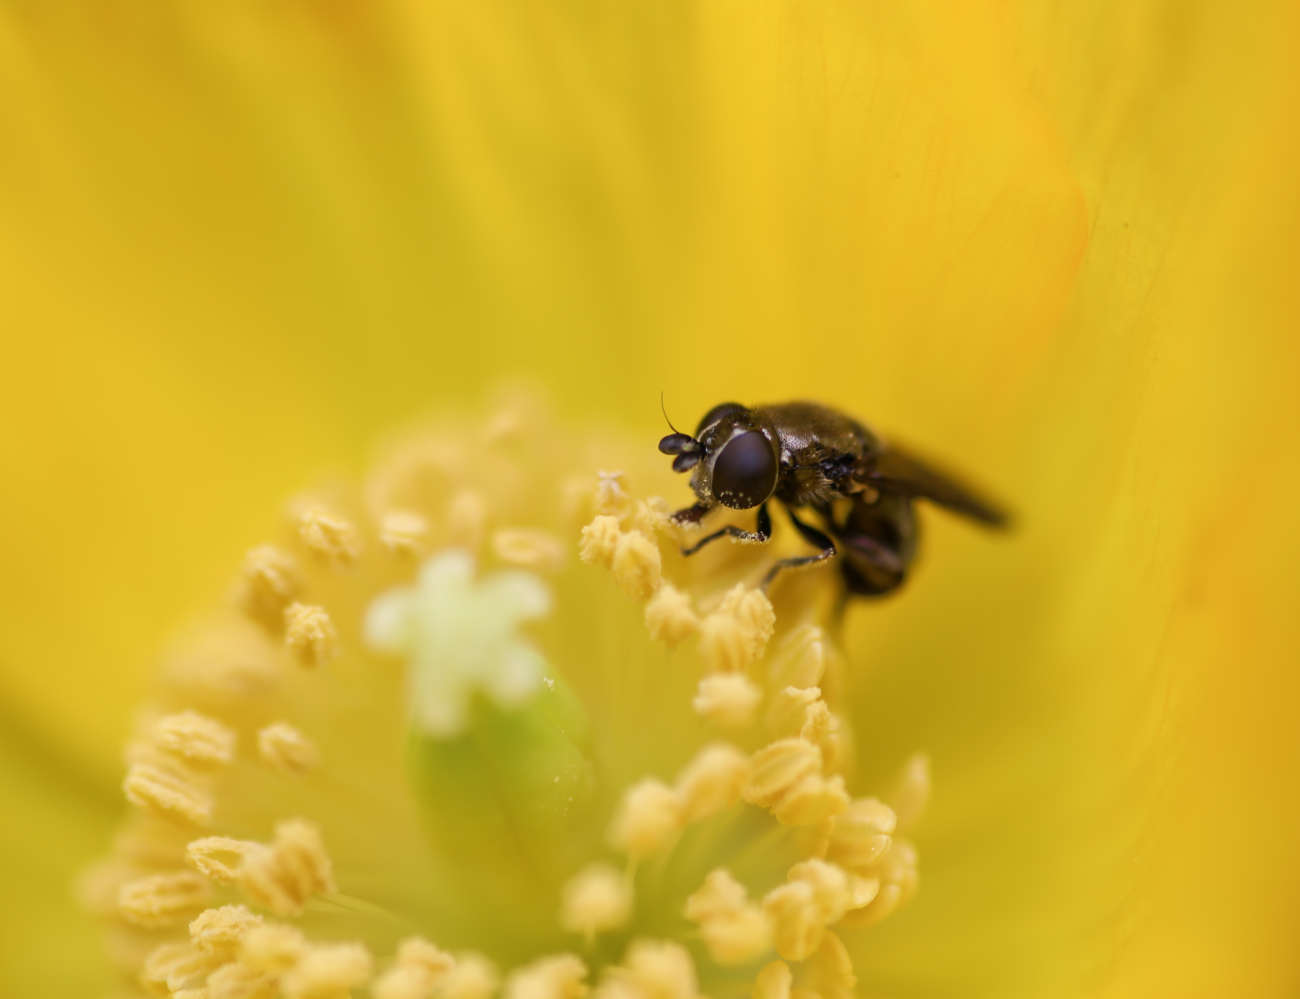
(660, 391, 684, 436)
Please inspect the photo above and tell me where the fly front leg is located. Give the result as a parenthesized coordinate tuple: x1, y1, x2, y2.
(670, 501, 712, 526)
(762, 506, 837, 589)
(681, 502, 772, 556)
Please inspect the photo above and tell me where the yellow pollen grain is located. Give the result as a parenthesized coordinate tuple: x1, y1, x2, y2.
(190, 905, 264, 958)
(560, 862, 633, 938)
(492, 527, 566, 572)
(768, 626, 827, 689)
(765, 686, 822, 736)
(696, 615, 750, 674)
(682, 870, 772, 966)
(187, 836, 262, 885)
(281, 942, 373, 999)
(692, 673, 761, 728)
(761, 881, 823, 962)
(577, 515, 621, 569)
(124, 761, 213, 826)
(607, 778, 684, 860)
(825, 799, 896, 874)
(801, 932, 857, 999)
(396, 937, 455, 978)
(206, 960, 278, 999)
(239, 924, 308, 974)
(753, 961, 792, 999)
(238, 545, 301, 632)
(610, 530, 661, 600)
(717, 585, 775, 662)
(439, 953, 499, 999)
(257, 722, 319, 774)
(238, 819, 336, 917)
(674, 743, 750, 822)
(284, 603, 338, 669)
(742, 738, 822, 811)
(152, 711, 237, 768)
(602, 940, 702, 999)
(593, 470, 630, 517)
(379, 510, 429, 556)
(642, 584, 698, 646)
(140, 940, 222, 997)
(119, 870, 212, 928)
(297, 508, 361, 565)
(771, 773, 850, 826)
(504, 953, 588, 999)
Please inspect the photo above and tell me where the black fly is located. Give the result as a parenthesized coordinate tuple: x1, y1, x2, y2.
(659, 401, 1008, 596)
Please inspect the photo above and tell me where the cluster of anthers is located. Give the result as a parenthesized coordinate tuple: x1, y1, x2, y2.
(82, 396, 928, 999)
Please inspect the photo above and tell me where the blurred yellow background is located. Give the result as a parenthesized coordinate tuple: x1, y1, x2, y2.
(1, 2, 1297, 995)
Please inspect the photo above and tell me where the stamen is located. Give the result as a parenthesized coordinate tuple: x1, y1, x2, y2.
(594, 940, 700, 999)
(118, 870, 212, 928)
(237, 820, 336, 917)
(238, 546, 302, 632)
(607, 779, 684, 859)
(610, 531, 661, 600)
(682, 870, 772, 965)
(560, 863, 633, 939)
(151, 711, 237, 768)
(281, 942, 373, 999)
(379, 510, 430, 556)
(692, 674, 761, 728)
(190, 905, 265, 958)
(492, 527, 566, 572)
(439, 954, 499, 999)
(284, 603, 339, 669)
(187, 836, 261, 885)
(674, 744, 750, 822)
(124, 761, 213, 826)
(205, 959, 278, 999)
(578, 516, 621, 569)
(239, 924, 308, 974)
(503, 954, 588, 999)
(296, 508, 361, 565)
(642, 584, 698, 646)
(753, 961, 792, 999)
(140, 940, 222, 996)
(257, 722, 319, 774)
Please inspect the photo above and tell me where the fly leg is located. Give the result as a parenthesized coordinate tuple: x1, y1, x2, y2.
(762, 506, 837, 589)
(681, 502, 772, 556)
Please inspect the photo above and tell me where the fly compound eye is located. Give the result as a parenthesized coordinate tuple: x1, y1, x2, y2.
(711, 431, 777, 509)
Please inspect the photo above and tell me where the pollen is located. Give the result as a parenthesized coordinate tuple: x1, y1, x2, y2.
(493, 527, 566, 571)
(281, 941, 373, 999)
(753, 961, 792, 999)
(140, 940, 223, 997)
(239, 923, 308, 974)
(257, 722, 319, 774)
(504, 953, 589, 999)
(124, 761, 213, 826)
(595, 940, 701, 999)
(610, 531, 662, 600)
(187, 836, 261, 885)
(379, 509, 430, 556)
(608, 779, 684, 859)
(674, 743, 750, 822)
(643, 583, 698, 646)
(237, 820, 336, 916)
(742, 738, 822, 811)
(824, 798, 896, 873)
(151, 711, 238, 768)
(578, 515, 621, 569)
(296, 507, 361, 565)
(284, 603, 338, 668)
(439, 954, 500, 999)
(373, 937, 457, 999)
(238, 545, 301, 632)
(683, 870, 772, 965)
(190, 904, 265, 958)
(692, 673, 761, 728)
(560, 863, 633, 939)
(119, 870, 212, 928)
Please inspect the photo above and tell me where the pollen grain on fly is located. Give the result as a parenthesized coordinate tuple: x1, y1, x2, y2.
(84, 394, 926, 999)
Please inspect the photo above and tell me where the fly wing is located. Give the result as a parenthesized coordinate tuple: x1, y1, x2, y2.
(862, 442, 1010, 527)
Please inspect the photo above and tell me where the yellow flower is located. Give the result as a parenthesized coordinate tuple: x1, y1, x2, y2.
(2, 2, 1300, 997)
(81, 393, 924, 998)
